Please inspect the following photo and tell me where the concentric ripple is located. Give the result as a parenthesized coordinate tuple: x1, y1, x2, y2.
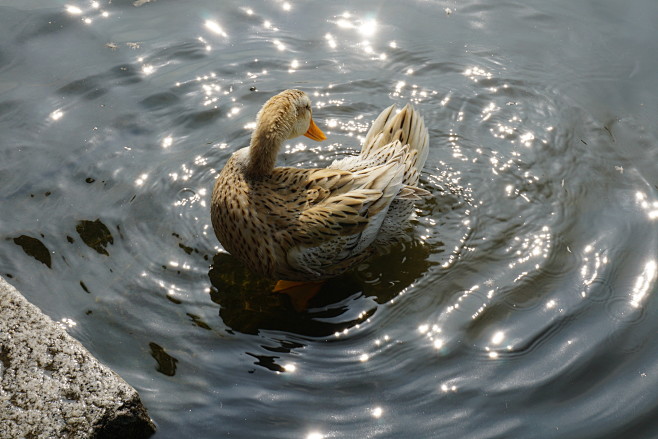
(1, 1, 658, 438)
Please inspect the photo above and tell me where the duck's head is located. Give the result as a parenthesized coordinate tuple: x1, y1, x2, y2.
(254, 89, 327, 143)
(246, 89, 326, 177)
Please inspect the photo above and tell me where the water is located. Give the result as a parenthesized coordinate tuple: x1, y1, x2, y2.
(1, 0, 658, 437)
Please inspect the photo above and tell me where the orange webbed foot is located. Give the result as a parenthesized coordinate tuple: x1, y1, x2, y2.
(273, 280, 324, 311)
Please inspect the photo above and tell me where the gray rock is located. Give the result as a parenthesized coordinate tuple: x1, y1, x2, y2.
(0, 276, 156, 439)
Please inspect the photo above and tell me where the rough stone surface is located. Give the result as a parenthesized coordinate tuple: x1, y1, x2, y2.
(0, 276, 156, 439)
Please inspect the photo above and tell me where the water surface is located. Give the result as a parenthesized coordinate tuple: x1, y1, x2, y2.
(1, 0, 658, 438)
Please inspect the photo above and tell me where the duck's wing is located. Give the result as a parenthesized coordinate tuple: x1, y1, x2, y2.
(292, 157, 407, 246)
(277, 160, 405, 278)
(293, 188, 379, 244)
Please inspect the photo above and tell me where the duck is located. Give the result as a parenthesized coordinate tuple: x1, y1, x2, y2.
(211, 89, 430, 291)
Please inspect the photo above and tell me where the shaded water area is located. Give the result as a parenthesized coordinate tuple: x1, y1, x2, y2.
(2, 0, 658, 437)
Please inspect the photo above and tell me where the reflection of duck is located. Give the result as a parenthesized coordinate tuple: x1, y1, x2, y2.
(208, 239, 434, 336)
(211, 89, 430, 287)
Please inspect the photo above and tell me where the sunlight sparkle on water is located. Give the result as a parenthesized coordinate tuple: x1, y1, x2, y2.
(464, 66, 493, 81)
(66, 5, 83, 14)
(50, 109, 64, 121)
(325, 33, 337, 49)
(636, 191, 658, 220)
(631, 259, 657, 308)
(337, 17, 352, 29)
(59, 318, 77, 328)
(371, 406, 383, 418)
(359, 19, 377, 37)
(307, 433, 324, 439)
(491, 331, 505, 345)
(205, 20, 227, 37)
(333, 13, 380, 58)
(481, 101, 498, 122)
(519, 132, 535, 146)
(504, 185, 515, 197)
(135, 173, 148, 186)
(441, 383, 458, 393)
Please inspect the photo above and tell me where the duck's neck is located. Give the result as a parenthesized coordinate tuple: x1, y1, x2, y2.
(245, 133, 280, 178)
(245, 123, 285, 179)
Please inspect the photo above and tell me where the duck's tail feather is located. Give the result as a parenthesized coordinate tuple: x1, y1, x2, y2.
(361, 104, 429, 186)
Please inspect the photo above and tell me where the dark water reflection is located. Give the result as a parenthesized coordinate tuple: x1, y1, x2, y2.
(209, 239, 433, 337)
(1, 0, 658, 438)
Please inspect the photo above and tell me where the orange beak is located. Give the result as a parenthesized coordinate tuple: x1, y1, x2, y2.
(303, 118, 327, 141)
